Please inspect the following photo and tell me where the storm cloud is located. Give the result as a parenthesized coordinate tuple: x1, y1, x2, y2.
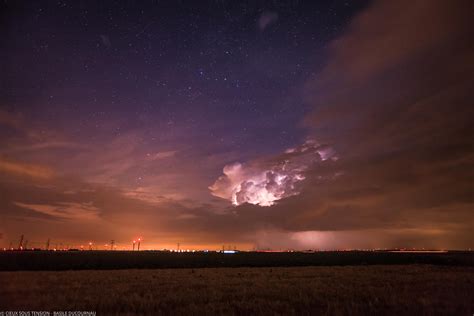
(210, 140, 337, 206)
(280, 0, 474, 247)
(1, 0, 472, 250)
(209, 0, 473, 248)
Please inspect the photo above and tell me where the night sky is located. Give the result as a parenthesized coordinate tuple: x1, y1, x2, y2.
(1, 0, 472, 250)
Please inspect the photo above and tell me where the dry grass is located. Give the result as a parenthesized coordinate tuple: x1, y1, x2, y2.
(1, 265, 473, 315)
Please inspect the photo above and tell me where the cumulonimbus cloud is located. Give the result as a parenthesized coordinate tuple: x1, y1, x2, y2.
(209, 140, 337, 206)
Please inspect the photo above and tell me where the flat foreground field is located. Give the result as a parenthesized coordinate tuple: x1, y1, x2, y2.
(1, 251, 473, 270)
(1, 265, 473, 315)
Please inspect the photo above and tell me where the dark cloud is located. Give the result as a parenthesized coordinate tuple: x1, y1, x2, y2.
(206, 0, 474, 249)
(260, 0, 474, 248)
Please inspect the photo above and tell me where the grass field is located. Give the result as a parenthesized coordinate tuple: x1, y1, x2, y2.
(1, 252, 473, 314)
(1, 265, 473, 315)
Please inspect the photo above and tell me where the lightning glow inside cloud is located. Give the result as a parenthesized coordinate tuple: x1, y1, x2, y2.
(209, 140, 337, 206)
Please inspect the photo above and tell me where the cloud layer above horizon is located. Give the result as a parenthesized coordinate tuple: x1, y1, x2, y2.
(1, 0, 472, 250)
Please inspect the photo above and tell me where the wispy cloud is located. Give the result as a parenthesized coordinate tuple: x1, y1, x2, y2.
(257, 11, 278, 31)
(0, 158, 54, 179)
(145, 151, 176, 161)
(14, 201, 101, 221)
(4, 141, 84, 153)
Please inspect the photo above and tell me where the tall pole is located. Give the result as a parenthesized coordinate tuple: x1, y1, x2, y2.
(133, 240, 136, 251)
(46, 238, 50, 250)
(137, 238, 141, 251)
(110, 240, 115, 250)
(18, 234, 24, 250)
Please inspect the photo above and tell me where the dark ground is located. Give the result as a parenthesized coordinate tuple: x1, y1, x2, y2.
(0, 250, 472, 271)
(1, 251, 473, 315)
(1, 265, 473, 315)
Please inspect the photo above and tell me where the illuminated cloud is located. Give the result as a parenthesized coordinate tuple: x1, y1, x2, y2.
(210, 140, 337, 206)
(255, 228, 457, 251)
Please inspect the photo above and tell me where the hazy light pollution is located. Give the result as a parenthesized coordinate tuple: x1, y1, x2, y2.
(0, 0, 472, 250)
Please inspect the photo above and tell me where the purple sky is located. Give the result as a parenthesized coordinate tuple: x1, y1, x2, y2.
(1, 0, 472, 250)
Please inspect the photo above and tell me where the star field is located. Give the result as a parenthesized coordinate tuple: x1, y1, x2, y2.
(1, 0, 472, 250)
